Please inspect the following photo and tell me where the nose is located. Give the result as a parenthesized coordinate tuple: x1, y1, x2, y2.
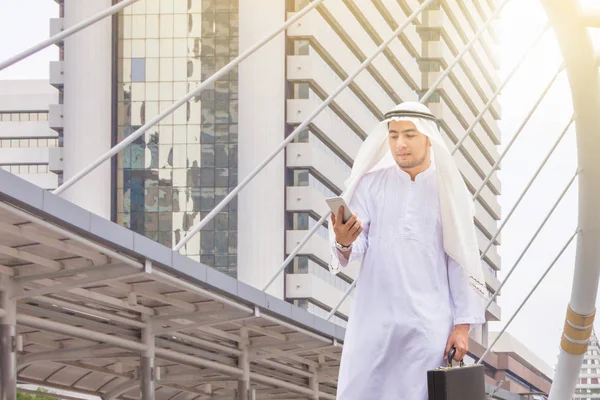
(396, 137, 408, 150)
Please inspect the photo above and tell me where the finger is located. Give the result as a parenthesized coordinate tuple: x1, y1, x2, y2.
(444, 340, 453, 361)
(344, 213, 357, 228)
(350, 220, 361, 234)
(455, 345, 466, 361)
(337, 206, 345, 224)
(351, 225, 363, 240)
(330, 212, 336, 225)
(456, 348, 466, 362)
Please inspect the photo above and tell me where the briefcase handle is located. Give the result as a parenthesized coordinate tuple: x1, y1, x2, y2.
(447, 347, 465, 368)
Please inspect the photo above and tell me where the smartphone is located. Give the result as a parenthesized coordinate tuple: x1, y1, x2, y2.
(326, 196, 353, 223)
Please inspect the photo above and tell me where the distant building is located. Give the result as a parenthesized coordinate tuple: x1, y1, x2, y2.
(573, 330, 600, 400)
(469, 331, 553, 397)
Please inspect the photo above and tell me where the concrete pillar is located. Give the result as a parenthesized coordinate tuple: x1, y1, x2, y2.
(237, 0, 286, 298)
(140, 325, 154, 399)
(62, 0, 112, 218)
(237, 328, 250, 400)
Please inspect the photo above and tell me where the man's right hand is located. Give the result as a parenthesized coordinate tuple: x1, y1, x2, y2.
(331, 206, 363, 247)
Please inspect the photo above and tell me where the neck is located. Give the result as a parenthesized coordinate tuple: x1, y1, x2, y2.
(401, 159, 431, 181)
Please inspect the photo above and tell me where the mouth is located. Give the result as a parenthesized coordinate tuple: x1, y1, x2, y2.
(398, 153, 411, 157)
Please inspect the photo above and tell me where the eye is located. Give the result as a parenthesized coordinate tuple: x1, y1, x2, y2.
(406, 134, 415, 139)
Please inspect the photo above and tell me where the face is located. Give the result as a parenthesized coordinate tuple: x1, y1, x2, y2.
(388, 120, 431, 170)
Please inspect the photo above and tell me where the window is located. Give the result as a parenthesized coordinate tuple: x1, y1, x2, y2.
(0, 112, 49, 121)
(1, 165, 50, 174)
(0, 138, 58, 148)
(131, 58, 146, 82)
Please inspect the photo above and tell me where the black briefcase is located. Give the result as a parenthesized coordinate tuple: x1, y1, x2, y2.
(427, 348, 486, 400)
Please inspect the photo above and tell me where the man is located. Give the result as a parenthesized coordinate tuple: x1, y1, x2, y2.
(329, 102, 486, 400)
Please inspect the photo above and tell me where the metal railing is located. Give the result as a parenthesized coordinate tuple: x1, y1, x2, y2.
(477, 227, 580, 364)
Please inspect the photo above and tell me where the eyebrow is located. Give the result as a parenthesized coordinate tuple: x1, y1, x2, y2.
(388, 128, 417, 134)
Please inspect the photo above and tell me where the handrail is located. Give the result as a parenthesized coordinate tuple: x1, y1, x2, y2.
(476, 229, 579, 365)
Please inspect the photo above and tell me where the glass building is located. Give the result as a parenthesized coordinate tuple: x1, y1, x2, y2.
(116, 0, 239, 277)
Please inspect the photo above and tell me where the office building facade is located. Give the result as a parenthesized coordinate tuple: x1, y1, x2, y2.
(0, 80, 61, 190)
(573, 331, 600, 400)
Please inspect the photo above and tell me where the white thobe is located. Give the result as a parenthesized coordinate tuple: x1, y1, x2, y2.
(332, 164, 485, 400)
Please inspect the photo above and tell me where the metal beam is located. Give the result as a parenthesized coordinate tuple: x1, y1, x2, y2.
(480, 117, 573, 259)
(13, 263, 135, 283)
(151, 270, 253, 315)
(543, 1, 600, 398)
(14, 265, 142, 299)
(102, 380, 137, 400)
(472, 63, 565, 201)
(17, 314, 148, 352)
(18, 344, 113, 367)
(477, 229, 579, 365)
(30, 295, 145, 328)
(485, 170, 579, 310)
(451, 24, 550, 155)
(0, 202, 142, 270)
(153, 314, 255, 335)
(0, 242, 63, 270)
(0, 221, 109, 265)
(326, 280, 356, 320)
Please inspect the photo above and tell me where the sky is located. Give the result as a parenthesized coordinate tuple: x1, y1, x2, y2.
(0, 0, 599, 377)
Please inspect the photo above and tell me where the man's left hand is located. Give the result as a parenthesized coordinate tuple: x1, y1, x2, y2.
(444, 324, 469, 361)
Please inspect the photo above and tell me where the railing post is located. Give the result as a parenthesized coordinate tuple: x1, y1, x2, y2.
(0, 275, 16, 400)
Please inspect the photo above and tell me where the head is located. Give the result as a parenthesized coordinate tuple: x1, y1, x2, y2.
(388, 119, 431, 177)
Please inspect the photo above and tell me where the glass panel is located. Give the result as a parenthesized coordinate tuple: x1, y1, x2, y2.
(116, 0, 239, 276)
(159, 14, 174, 37)
(159, 38, 174, 57)
(159, 57, 174, 81)
(131, 58, 146, 82)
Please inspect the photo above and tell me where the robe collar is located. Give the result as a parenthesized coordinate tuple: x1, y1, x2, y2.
(394, 162, 435, 183)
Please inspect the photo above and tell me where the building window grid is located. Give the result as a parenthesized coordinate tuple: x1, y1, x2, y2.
(0, 112, 49, 122)
(0, 138, 59, 148)
(116, 0, 239, 277)
(1, 165, 50, 174)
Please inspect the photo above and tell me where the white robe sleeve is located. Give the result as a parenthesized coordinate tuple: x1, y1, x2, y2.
(331, 179, 371, 268)
(447, 255, 486, 327)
